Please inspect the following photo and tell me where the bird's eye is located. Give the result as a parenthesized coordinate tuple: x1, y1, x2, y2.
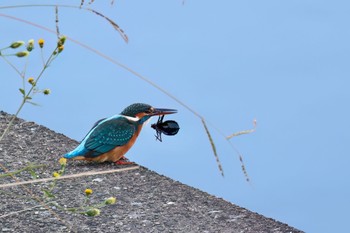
(145, 108, 154, 114)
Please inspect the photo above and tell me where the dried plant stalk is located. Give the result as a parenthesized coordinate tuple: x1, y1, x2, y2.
(89, 9, 129, 43)
(55, 6, 60, 36)
(201, 119, 224, 177)
(0, 166, 139, 189)
(226, 119, 257, 140)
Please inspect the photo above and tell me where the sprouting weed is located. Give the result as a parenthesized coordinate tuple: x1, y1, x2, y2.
(0, 36, 66, 142)
(38, 159, 117, 216)
(43, 157, 68, 199)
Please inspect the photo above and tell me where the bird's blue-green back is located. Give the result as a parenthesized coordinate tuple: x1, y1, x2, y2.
(64, 115, 136, 158)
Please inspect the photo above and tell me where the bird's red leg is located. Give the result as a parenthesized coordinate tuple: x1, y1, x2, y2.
(115, 156, 135, 165)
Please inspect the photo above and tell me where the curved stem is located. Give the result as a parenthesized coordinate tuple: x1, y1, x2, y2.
(0, 99, 26, 141)
(0, 49, 55, 142)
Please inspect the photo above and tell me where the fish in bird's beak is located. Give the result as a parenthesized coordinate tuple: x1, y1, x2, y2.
(151, 108, 177, 116)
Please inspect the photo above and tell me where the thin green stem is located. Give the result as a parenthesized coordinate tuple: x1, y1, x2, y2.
(1, 55, 23, 77)
(0, 164, 45, 178)
(0, 46, 11, 51)
(0, 98, 26, 141)
(0, 48, 56, 142)
(22, 54, 29, 78)
(40, 47, 45, 67)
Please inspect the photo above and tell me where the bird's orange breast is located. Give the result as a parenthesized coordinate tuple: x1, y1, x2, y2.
(75, 124, 143, 162)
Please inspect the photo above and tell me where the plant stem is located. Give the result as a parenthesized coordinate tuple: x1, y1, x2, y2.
(0, 98, 26, 141)
(0, 164, 46, 178)
(0, 49, 55, 142)
(1, 55, 23, 77)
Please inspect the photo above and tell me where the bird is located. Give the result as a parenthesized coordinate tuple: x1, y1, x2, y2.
(64, 103, 177, 164)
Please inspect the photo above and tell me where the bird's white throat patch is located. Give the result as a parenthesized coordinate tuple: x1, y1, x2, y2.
(120, 115, 140, 122)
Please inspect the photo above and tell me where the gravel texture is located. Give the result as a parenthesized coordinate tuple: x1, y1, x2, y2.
(0, 111, 304, 233)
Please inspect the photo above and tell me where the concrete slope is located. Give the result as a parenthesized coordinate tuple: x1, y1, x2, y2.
(0, 111, 303, 233)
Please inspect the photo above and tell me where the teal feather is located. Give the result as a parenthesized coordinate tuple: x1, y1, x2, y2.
(64, 115, 136, 158)
(84, 117, 135, 157)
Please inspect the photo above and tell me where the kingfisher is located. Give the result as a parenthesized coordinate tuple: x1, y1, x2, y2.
(64, 103, 177, 164)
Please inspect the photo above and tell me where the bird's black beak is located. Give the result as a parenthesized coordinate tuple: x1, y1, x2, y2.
(151, 108, 177, 116)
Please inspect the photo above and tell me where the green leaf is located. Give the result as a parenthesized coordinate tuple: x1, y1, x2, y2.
(29, 169, 39, 179)
(19, 88, 25, 96)
(42, 189, 55, 198)
(27, 101, 40, 106)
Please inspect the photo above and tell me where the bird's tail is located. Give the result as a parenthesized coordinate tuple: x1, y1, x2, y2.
(63, 151, 76, 159)
(64, 144, 89, 159)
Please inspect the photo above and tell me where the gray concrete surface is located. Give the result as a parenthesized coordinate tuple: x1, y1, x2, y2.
(0, 111, 303, 232)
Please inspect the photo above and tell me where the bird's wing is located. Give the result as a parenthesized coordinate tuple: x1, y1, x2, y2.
(79, 118, 107, 143)
(84, 117, 136, 157)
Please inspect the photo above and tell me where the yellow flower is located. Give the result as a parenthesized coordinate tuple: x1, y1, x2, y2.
(59, 157, 67, 166)
(86, 208, 100, 217)
(85, 189, 93, 196)
(10, 41, 25, 49)
(53, 172, 60, 178)
(38, 38, 45, 48)
(27, 77, 35, 85)
(105, 197, 116, 205)
(43, 89, 51, 95)
(16, 51, 29, 57)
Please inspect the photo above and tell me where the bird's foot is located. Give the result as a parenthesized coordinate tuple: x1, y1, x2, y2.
(115, 157, 135, 165)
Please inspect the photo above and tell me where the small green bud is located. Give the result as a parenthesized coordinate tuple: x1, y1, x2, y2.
(86, 208, 100, 217)
(105, 197, 117, 205)
(43, 89, 51, 95)
(16, 51, 29, 57)
(58, 35, 66, 46)
(10, 41, 25, 49)
(26, 39, 35, 52)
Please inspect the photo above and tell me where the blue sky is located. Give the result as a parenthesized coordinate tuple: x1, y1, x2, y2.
(1, 1, 350, 232)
